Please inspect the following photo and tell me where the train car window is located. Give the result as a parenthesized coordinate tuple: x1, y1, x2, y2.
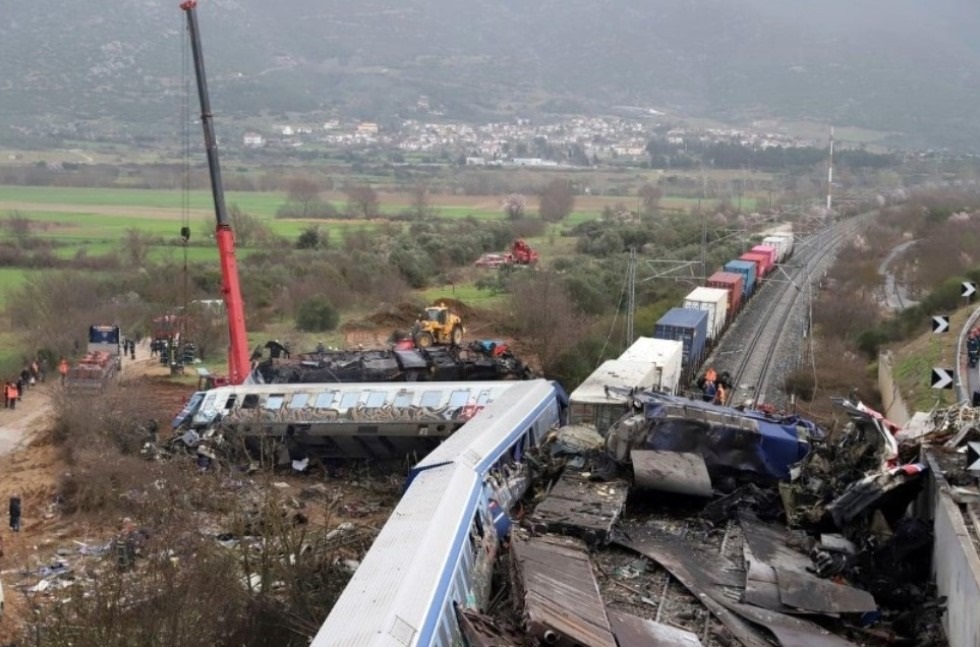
(340, 391, 361, 409)
(222, 395, 236, 409)
(287, 393, 310, 409)
(314, 392, 336, 408)
(202, 392, 217, 410)
(241, 394, 259, 409)
(365, 391, 387, 408)
(420, 390, 441, 408)
(393, 391, 413, 408)
(477, 390, 492, 405)
(263, 395, 285, 410)
(448, 390, 470, 408)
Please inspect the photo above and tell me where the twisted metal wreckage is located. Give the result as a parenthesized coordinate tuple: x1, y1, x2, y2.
(148, 373, 960, 645)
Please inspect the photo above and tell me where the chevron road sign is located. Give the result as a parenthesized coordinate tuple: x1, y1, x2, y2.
(931, 368, 954, 390)
(932, 315, 950, 334)
(963, 282, 977, 298)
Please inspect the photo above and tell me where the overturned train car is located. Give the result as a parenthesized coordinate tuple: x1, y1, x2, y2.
(251, 342, 533, 385)
(310, 380, 566, 647)
(172, 381, 522, 460)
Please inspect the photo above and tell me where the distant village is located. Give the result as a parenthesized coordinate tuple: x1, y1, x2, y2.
(240, 107, 817, 167)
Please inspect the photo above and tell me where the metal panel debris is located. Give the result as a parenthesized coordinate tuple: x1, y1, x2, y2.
(607, 609, 703, 647)
(631, 450, 713, 497)
(622, 531, 863, 647)
(510, 535, 617, 647)
(740, 514, 877, 614)
(528, 472, 628, 544)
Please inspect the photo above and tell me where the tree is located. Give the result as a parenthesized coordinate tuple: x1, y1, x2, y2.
(296, 226, 325, 250)
(344, 184, 380, 218)
(502, 194, 527, 220)
(409, 183, 435, 220)
(228, 204, 269, 247)
(285, 176, 321, 218)
(507, 271, 593, 379)
(638, 183, 663, 217)
(538, 179, 575, 223)
(296, 296, 339, 332)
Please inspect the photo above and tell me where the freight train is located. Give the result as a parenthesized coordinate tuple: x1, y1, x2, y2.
(653, 227, 794, 387)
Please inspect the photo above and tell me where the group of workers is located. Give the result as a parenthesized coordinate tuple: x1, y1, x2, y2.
(5, 359, 45, 410)
(700, 367, 729, 405)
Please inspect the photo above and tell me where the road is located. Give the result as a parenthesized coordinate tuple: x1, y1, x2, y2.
(878, 239, 918, 311)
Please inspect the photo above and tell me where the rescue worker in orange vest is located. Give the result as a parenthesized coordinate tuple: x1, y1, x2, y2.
(5, 381, 18, 409)
(58, 357, 70, 385)
(704, 367, 717, 384)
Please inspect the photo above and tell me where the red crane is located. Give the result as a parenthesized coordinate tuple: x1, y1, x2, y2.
(180, 0, 251, 385)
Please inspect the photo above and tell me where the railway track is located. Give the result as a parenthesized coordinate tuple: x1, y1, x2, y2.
(712, 216, 867, 409)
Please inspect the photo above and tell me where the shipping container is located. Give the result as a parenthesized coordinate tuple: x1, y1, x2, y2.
(569, 359, 662, 430)
(706, 271, 744, 319)
(750, 245, 777, 274)
(683, 287, 729, 342)
(723, 260, 757, 298)
(654, 308, 709, 370)
(763, 236, 788, 262)
(767, 233, 794, 259)
(619, 337, 683, 396)
(739, 252, 769, 279)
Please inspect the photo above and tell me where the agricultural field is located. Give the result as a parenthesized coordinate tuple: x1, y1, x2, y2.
(0, 184, 730, 265)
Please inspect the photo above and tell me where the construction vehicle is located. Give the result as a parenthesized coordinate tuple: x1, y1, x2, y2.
(66, 325, 122, 391)
(180, 0, 250, 386)
(411, 304, 464, 348)
(509, 239, 538, 265)
(473, 239, 539, 268)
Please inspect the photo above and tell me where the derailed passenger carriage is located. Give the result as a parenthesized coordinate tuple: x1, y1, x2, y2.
(311, 380, 566, 647)
(251, 341, 533, 384)
(174, 381, 518, 460)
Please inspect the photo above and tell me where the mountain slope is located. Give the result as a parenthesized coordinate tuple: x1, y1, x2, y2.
(2, 0, 979, 149)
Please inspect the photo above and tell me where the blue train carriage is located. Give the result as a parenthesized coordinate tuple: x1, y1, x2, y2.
(173, 381, 518, 460)
(654, 308, 709, 384)
(311, 463, 500, 647)
(409, 379, 566, 510)
(723, 259, 757, 298)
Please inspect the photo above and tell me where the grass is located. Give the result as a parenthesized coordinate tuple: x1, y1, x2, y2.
(890, 305, 971, 411)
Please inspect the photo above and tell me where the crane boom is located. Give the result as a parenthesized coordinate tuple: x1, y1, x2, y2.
(180, 0, 251, 385)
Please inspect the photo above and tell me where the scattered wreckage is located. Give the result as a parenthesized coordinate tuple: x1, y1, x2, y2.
(414, 391, 951, 646)
(250, 340, 534, 385)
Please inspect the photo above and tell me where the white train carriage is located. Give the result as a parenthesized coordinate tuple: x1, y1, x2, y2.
(173, 381, 517, 460)
(311, 463, 500, 647)
(409, 379, 564, 508)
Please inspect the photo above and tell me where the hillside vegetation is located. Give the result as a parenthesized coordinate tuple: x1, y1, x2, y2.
(2, 0, 980, 148)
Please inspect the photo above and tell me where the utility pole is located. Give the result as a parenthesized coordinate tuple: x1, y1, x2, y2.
(626, 247, 636, 347)
(826, 126, 834, 214)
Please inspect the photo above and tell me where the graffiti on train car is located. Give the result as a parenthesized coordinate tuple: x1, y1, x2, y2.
(221, 401, 486, 426)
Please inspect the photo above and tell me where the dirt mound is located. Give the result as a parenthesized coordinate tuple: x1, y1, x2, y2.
(429, 298, 477, 318)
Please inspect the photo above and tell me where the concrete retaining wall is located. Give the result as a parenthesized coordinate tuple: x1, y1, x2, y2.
(878, 350, 911, 426)
(924, 454, 980, 647)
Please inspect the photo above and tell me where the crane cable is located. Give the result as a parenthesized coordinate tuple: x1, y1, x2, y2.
(180, 13, 191, 337)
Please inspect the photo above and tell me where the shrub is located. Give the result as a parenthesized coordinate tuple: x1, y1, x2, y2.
(295, 296, 339, 332)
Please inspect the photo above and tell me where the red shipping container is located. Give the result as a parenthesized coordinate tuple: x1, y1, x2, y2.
(750, 245, 777, 274)
(740, 252, 769, 278)
(706, 271, 743, 319)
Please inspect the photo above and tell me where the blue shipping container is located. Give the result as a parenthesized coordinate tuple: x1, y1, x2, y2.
(724, 260, 757, 298)
(654, 308, 708, 368)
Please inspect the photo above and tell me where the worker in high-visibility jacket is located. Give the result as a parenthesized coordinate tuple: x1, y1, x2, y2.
(58, 357, 70, 385)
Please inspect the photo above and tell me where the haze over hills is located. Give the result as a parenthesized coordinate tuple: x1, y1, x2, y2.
(2, 0, 980, 150)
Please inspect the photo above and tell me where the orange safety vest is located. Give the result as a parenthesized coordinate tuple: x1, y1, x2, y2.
(6, 384, 17, 400)
(58, 360, 69, 375)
